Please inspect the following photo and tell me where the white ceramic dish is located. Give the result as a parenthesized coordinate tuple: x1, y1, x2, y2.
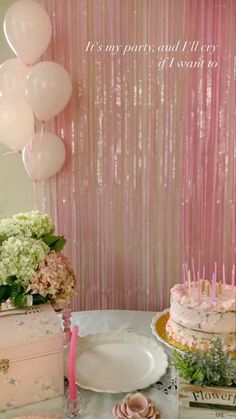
(65, 330, 168, 393)
(151, 309, 174, 351)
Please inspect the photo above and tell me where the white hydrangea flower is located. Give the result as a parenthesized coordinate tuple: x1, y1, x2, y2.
(0, 237, 50, 287)
(0, 210, 54, 239)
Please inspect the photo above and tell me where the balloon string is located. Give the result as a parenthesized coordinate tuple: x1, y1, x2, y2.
(32, 178, 38, 210)
(28, 136, 35, 179)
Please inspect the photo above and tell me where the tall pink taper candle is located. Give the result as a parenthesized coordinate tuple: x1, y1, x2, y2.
(69, 325, 79, 407)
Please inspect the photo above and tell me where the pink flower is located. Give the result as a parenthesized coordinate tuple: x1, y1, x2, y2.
(30, 251, 76, 309)
(112, 393, 160, 419)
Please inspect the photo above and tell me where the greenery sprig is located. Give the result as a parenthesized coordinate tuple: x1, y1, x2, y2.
(173, 340, 236, 387)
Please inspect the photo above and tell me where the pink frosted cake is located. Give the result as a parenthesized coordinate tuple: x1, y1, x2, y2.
(166, 281, 236, 352)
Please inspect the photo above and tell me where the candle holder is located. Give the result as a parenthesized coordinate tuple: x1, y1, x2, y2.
(64, 378, 83, 417)
(62, 308, 72, 346)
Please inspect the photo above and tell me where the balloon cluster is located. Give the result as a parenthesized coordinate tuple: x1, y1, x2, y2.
(0, 0, 72, 181)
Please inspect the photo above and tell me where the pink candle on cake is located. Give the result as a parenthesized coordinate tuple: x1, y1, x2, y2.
(232, 265, 235, 287)
(214, 262, 217, 283)
(191, 258, 196, 284)
(211, 273, 216, 300)
(182, 263, 186, 288)
(202, 265, 205, 282)
(197, 271, 200, 302)
(222, 264, 226, 285)
(188, 270, 192, 299)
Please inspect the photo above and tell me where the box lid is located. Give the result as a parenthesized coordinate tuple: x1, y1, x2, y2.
(0, 304, 63, 361)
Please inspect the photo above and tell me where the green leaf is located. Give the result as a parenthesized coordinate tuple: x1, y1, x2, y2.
(13, 293, 26, 308)
(0, 285, 11, 303)
(42, 235, 66, 251)
(10, 283, 24, 298)
(32, 294, 48, 304)
(51, 237, 66, 251)
(6, 275, 17, 285)
(0, 235, 8, 246)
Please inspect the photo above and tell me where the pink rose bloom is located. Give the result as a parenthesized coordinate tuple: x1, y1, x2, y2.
(113, 393, 161, 419)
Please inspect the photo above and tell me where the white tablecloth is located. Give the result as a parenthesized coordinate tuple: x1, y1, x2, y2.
(1, 310, 178, 419)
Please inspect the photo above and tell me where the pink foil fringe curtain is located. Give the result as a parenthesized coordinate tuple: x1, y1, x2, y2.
(36, 0, 236, 311)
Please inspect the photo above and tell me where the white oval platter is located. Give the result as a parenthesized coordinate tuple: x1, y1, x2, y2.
(65, 330, 168, 393)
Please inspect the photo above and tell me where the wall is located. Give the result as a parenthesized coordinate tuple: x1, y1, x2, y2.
(0, 0, 33, 218)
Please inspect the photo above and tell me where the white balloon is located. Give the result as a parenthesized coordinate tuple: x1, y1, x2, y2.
(0, 96, 34, 150)
(22, 131, 66, 180)
(0, 58, 30, 98)
(4, 0, 52, 65)
(26, 61, 72, 121)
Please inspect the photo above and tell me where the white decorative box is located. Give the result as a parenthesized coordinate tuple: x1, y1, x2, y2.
(0, 304, 64, 412)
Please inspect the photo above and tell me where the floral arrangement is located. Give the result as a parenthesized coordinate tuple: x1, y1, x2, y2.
(0, 211, 76, 309)
(173, 340, 236, 387)
(112, 392, 160, 419)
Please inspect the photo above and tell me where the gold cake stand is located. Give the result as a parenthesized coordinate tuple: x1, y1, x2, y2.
(151, 309, 236, 359)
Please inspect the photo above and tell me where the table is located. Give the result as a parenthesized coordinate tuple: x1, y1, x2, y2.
(1, 310, 178, 419)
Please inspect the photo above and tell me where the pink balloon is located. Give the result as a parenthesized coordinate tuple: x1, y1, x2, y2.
(4, 0, 52, 65)
(0, 58, 30, 98)
(26, 61, 72, 121)
(0, 96, 34, 150)
(22, 131, 66, 180)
